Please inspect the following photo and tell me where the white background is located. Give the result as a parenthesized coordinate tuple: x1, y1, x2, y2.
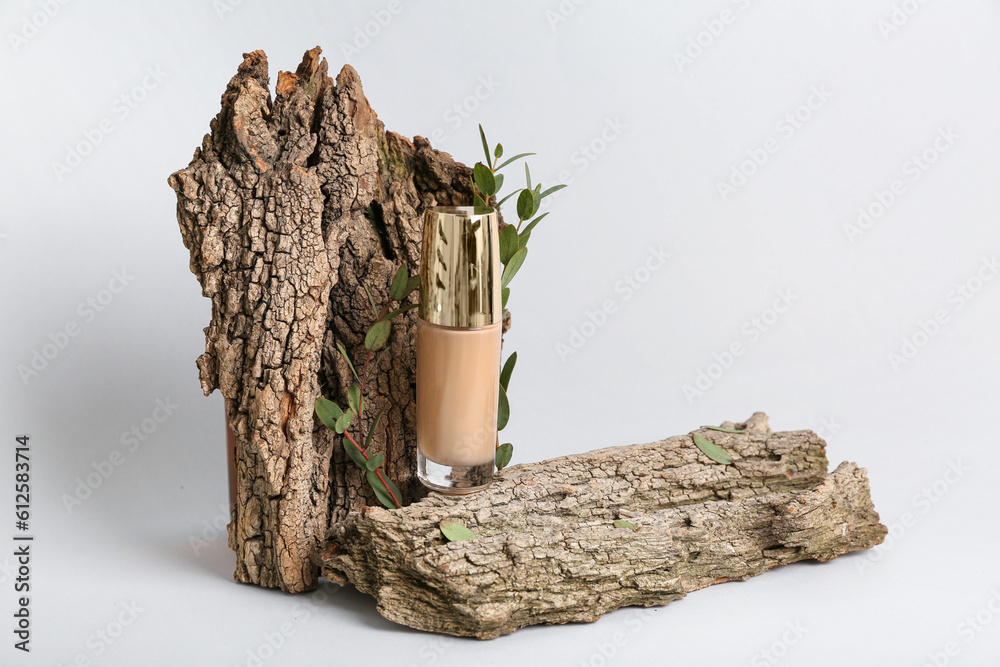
(2, 0, 998, 665)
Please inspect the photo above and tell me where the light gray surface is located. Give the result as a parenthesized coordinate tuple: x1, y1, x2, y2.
(1, 1, 998, 664)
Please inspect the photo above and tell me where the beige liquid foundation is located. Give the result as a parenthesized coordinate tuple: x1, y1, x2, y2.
(416, 206, 502, 493)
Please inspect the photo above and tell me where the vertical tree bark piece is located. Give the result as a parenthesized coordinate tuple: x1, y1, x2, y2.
(169, 48, 478, 592)
(321, 414, 886, 638)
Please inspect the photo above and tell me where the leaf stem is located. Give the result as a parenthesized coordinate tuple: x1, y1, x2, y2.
(343, 430, 400, 508)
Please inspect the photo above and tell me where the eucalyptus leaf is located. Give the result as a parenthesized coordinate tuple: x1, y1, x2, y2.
(365, 405, 386, 449)
(614, 519, 638, 530)
(692, 434, 733, 465)
(516, 188, 535, 222)
(700, 425, 746, 434)
(495, 152, 534, 171)
(348, 384, 361, 415)
(524, 162, 532, 190)
(335, 410, 354, 434)
(367, 470, 398, 509)
(500, 352, 517, 391)
(337, 341, 360, 381)
(495, 442, 513, 470)
(342, 437, 368, 469)
(519, 229, 532, 246)
(497, 384, 510, 430)
(494, 172, 504, 193)
(501, 247, 528, 288)
(383, 475, 402, 508)
(521, 212, 549, 234)
(501, 287, 510, 309)
(365, 452, 383, 471)
(474, 162, 496, 197)
(499, 225, 518, 264)
(314, 398, 344, 431)
(385, 303, 418, 320)
(479, 125, 492, 167)
(473, 193, 486, 207)
(496, 189, 520, 208)
(389, 265, 408, 301)
(363, 284, 379, 319)
(538, 183, 567, 200)
(365, 319, 391, 351)
(406, 274, 421, 297)
(494, 143, 503, 159)
(440, 519, 477, 541)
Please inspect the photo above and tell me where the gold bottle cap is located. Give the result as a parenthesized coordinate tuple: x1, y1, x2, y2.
(419, 206, 502, 328)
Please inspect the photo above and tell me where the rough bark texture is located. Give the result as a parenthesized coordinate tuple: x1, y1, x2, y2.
(168, 48, 479, 592)
(321, 413, 886, 639)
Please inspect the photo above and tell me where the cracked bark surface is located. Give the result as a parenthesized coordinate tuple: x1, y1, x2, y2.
(168, 48, 478, 593)
(322, 413, 886, 639)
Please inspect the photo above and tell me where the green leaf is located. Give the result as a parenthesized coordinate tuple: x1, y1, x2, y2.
(499, 225, 518, 265)
(494, 143, 503, 159)
(501, 247, 528, 288)
(614, 519, 638, 530)
(365, 319, 391, 351)
(365, 405, 386, 449)
(495, 152, 535, 171)
(496, 189, 520, 209)
(389, 265, 408, 301)
(524, 162, 532, 190)
(497, 384, 510, 431)
(519, 212, 548, 240)
(692, 434, 733, 465)
(494, 172, 504, 193)
(342, 437, 368, 469)
(700, 425, 746, 434)
(362, 284, 379, 319)
(365, 452, 383, 472)
(406, 274, 421, 297)
(348, 383, 362, 415)
(335, 410, 354, 434)
(519, 230, 532, 247)
(440, 519, 477, 541)
(501, 287, 510, 309)
(495, 442, 513, 470)
(315, 398, 344, 431)
(385, 303, 419, 320)
(515, 188, 535, 222)
(337, 341, 360, 382)
(367, 470, 399, 509)
(383, 475, 402, 508)
(474, 162, 496, 197)
(538, 183, 567, 200)
(500, 352, 517, 391)
(473, 193, 487, 207)
(479, 124, 492, 167)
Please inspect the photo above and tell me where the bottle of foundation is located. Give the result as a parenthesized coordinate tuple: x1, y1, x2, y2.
(417, 206, 502, 494)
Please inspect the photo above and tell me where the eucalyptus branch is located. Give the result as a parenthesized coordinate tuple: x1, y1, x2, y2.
(471, 124, 567, 471)
(314, 265, 418, 509)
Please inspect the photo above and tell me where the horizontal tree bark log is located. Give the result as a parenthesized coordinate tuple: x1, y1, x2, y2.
(321, 413, 886, 639)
